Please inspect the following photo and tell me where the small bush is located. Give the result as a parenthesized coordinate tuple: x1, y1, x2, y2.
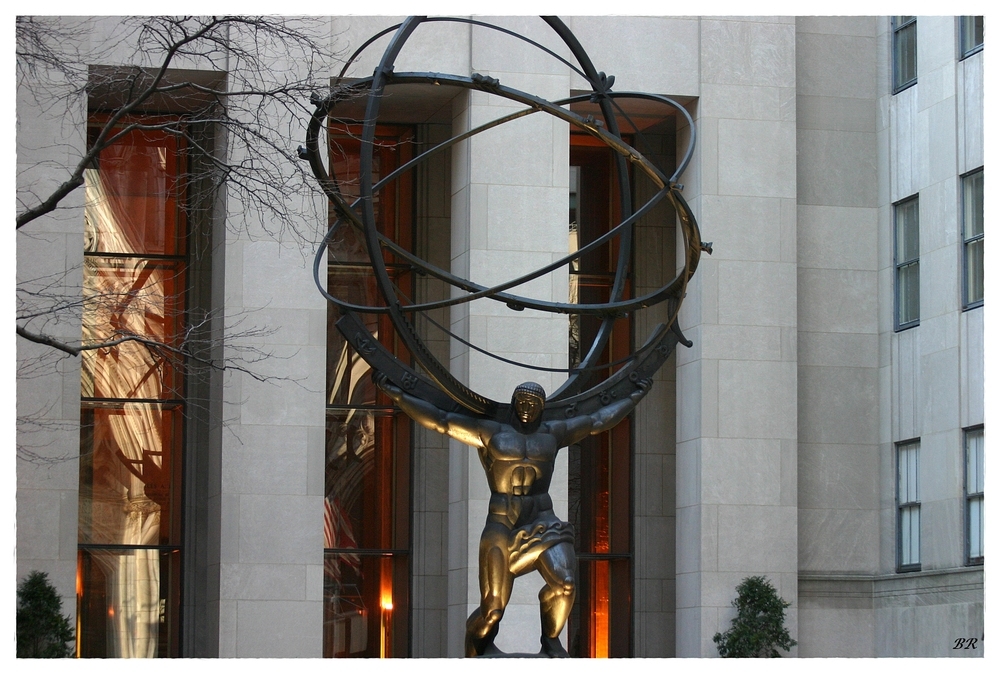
(16, 571, 75, 658)
(713, 575, 796, 658)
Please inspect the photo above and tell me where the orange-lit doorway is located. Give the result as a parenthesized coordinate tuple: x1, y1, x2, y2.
(567, 133, 633, 658)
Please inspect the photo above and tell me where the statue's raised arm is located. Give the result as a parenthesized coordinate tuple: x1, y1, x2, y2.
(374, 372, 496, 449)
(551, 377, 653, 448)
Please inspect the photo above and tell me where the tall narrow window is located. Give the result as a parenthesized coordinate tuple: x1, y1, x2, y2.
(894, 196, 920, 329)
(893, 16, 917, 92)
(324, 126, 413, 658)
(77, 120, 186, 657)
(567, 134, 632, 658)
(897, 440, 921, 571)
(960, 16, 984, 58)
(965, 428, 984, 564)
(962, 169, 984, 308)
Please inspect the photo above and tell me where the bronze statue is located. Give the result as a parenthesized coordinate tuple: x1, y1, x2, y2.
(305, 15, 704, 659)
(376, 373, 652, 657)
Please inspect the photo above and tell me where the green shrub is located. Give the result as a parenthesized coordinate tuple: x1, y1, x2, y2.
(16, 571, 75, 658)
(713, 575, 796, 658)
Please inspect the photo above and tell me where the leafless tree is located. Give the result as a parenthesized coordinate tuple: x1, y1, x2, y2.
(16, 16, 342, 459)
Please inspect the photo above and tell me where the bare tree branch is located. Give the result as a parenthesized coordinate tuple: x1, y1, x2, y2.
(17, 16, 335, 459)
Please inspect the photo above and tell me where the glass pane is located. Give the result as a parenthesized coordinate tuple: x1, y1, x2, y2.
(909, 506, 920, 564)
(323, 552, 408, 657)
(964, 171, 984, 238)
(897, 262, 920, 326)
(328, 128, 413, 262)
(326, 268, 412, 405)
(898, 444, 919, 503)
(570, 440, 609, 554)
(79, 402, 183, 546)
(77, 548, 181, 658)
(967, 430, 984, 494)
(966, 239, 984, 305)
(84, 128, 183, 256)
(968, 496, 983, 559)
(900, 505, 920, 566)
(900, 507, 911, 564)
(326, 409, 404, 550)
(898, 448, 909, 500)
(81, 257, 186, 400)
(566, 137, 633, 659)
(894, 22, 917, 88)
(895, 199, 919, 262)
(568, 557, 630, 657)
(961, 16, 985, 54)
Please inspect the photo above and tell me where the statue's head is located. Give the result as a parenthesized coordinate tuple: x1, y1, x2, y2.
(512, 381, 546, 425)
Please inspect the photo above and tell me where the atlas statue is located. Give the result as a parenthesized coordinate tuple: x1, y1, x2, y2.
(303, 15, 706, 658)
(377, 374, 651, 656)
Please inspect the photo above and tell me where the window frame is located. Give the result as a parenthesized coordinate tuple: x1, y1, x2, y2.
(959, 16, 984, 59)
(964, 426, 984, 565)
(961, 168, 984, 310)
(77, 116, 188, 658)
(892, 16, 918, 93)
(567, 133, 635, 658)
(894, 195, 920, 330)
(323, 123, 414, 659)
(896, 440, 921, 572)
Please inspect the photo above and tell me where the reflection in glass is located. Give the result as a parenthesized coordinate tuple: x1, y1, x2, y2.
(81, 257, 186, 400)
(325, 125, 413, 658)
(79, 402, 183, 546)
(323, 552, 408, 657)
(326, 268, 411, 406)
(569, 558, 630, 658)
(566, 140, 632, 657)
(84, 129, 183, 256)
(326, 409, 404, 550)
(77, 548, 180, 658)
(79, 119, 186, 658)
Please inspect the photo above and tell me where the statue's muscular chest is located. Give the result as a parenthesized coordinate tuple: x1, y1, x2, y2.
(487, 428, 558, 463)
(483, 428, 558, 496)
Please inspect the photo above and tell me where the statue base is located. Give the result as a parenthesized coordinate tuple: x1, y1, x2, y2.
(473, 640, 569, 658)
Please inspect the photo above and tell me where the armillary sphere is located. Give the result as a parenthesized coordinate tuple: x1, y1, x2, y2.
(301, 15, 708, 423)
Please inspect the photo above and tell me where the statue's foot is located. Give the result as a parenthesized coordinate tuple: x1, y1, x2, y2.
(466, 622, 502, 657)
(466, 633, 505, 657)
(540, 635, 569, 658)
(465, 631, 481, 658)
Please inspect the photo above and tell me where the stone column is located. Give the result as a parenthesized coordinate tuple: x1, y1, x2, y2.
(675, 17, 799, 657)
(211, 27, 329, 656)
(15, 42, 87, 620)
(794, 17, 880, 657)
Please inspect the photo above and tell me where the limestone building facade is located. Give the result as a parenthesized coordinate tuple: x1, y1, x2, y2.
(15, 15, 983, 658)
